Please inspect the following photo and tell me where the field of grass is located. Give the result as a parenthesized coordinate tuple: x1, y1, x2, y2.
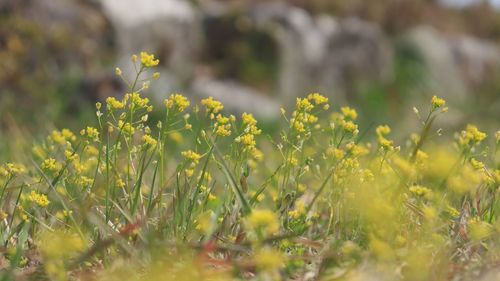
(0, 52, 499, 281)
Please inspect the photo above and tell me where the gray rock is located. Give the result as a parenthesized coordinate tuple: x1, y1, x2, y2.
(100, 0, 200, 86)
(250, 2, 393, 105)
(402, 26, 468, 102)
(402, 25, 500, 103)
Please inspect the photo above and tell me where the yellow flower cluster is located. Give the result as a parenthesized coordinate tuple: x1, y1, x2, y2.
(295, 97, 314, 112)
(75, 175, 93, 186)
(447, 165, 482, 195)
(165, 93, 190, 112)
(41, 158, 59, 172)
(201, 96, 224, 115)
(290, 94, 328, 133)
(116, 177, 125, 189)
(254, 248, 285, 272)
(118, 120, 135, 135)
(50, 129, 76, 146)
(125, 92, 150, 109)
(307, 92, 329, 106)
(327, 147, 345, 159)
(140, 51, 159, 67)
(342, 120, 358, 134)
(431, 95, 446, 108)
(142, 134, 157, 148)
(106, 96, 125, 110)
(80, 126, 99, 141)
(247, 209, 280, 235)
(288, 201, 306, 219)
(0, 163, 26, 177)
(376, 125, 394, 151)
(409, 185, 433, 199)
(26, 190, 50, 207)
(181, 150, 202, 165)
(236, 112, 262, 150)
(458, 124, 487, 147)
(468, 217, 493, 241)
(341, 106, 358, 120)
(470, 159, 485, 171)
(345, 142, 369, 157)
(214, 114, 233, 137)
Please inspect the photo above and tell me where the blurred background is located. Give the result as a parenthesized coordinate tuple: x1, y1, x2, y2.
(0, 0, 499, 159)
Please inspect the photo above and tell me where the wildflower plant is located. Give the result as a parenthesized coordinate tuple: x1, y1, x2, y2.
(0, 52, 499, 281)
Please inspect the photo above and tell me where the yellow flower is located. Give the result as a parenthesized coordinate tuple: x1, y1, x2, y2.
(195, 211, 215, 234)
(142, 134, 157, 148)
(242, 112, 257, 126)
(26, 190, 50, 207)
(50, 129, 76, 145)
(342, 120, 358, 134)
(346, 142, 369, 156)
(458, 124, 487, 146)
(415, 150, 428, 163)
(84, 145, 99, 157)
(165, 93, 190, 112)
(106, 97, 124, 110)
(378, 136, 394, 151)
(140, 51, 159, 67)
(75, 176, 93, 186)
(181, 150, 202, 164)
(215, 124, 231, 137)
(288, 201, 306, 219)
(296, 97, 314, 111)
(235, 113, 262, 149)
(327, 147, 345, 159)
(211, 115, 231, 138)
(169, 131, 183, 143)
(251, 148, 264, 161)
(247, 209, 280, 235)
(55, 210, 73, 220)
(235, 134, 256, 148)
(126, 92, 150, 108)
(216, 114, 230, 125)
(254, 248, 285, 272)
(409, 185, 433, 199)
(369, 236, 395, 261)
(341, 106, 358, 120)
(376, 125, 391, 136)
(0, 210, 7, 220)
(80, 127, 99, 141)
(185, 168, 194, 177)
(375, 125, 394, 150)
(201, 96, 224, 114)
(116, 177, 126, 189)
(41, 158, 59, 172)
(469, 218, 493, 241)
(1, 163, 26, 177)
(118, 120, 135, 135)
(307, 92, 328, 105)
(470, 158, 485, 170)
(431, 95, 446, 108)
(288, 156, 299, 166)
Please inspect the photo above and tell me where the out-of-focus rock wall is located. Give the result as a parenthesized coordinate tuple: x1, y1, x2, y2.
(97, 0, 500, 119)
(1, 0, 499, 122)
